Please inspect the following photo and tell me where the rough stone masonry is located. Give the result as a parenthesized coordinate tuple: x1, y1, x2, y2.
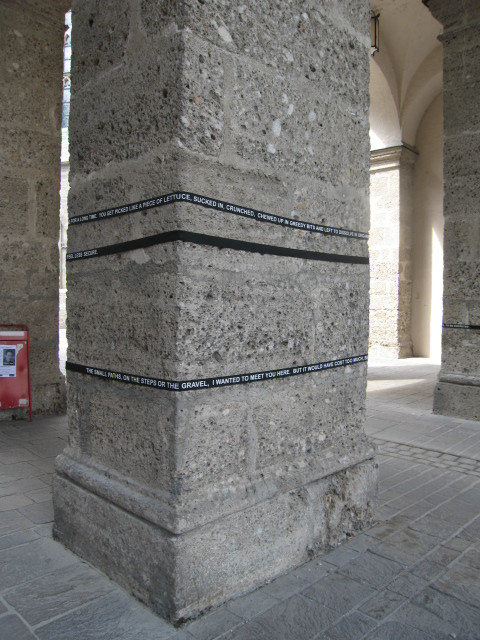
(53, 0, 377, 621)
(0, 1, 68, 415)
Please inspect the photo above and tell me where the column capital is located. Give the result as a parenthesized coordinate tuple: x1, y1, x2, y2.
(370, 144, 417, 173)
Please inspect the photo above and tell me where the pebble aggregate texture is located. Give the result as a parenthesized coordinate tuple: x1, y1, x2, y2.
(426, 0, 480, 421)
(0, 1, 68, 415)
(55, 0, 377, 621)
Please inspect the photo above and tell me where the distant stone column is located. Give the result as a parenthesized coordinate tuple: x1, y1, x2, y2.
(53, 0, 376, 621)
(425, 0, 480, 420)
(369, 145, 416, 358)
(0, 1, 67, 415)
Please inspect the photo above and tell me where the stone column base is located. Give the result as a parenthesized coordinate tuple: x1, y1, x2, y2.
(53, 452, 377, 622)
(434, 378, 480, 421)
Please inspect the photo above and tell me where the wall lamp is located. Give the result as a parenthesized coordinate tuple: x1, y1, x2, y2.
(371, 11, 380, 56)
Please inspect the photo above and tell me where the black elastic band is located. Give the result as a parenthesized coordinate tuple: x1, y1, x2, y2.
(68, 191, 368, 240)
(443, 323, 480, 330)
(66, 354, 368, 392)
(66, 230, 369, 265)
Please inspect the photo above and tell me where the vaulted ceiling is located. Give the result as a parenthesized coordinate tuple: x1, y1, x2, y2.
(370, 0, 442, 149)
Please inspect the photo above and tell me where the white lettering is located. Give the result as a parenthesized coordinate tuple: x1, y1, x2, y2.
(181, 380, 209, 389)
(225, 204, 255, 217)
(289, 220, 306, 229)
(214, 376, 240, 386)
(257, 212, 277, 223)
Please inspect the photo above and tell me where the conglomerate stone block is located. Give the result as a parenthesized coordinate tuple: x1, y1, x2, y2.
(0, 175, 29, 235)
(69, 33, 185, 174)
(70, 0, 131, 88)
(229, 58, 368, 185)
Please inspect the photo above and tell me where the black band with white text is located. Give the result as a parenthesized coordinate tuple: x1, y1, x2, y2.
(66, 354, 368, 392)
(68, 191, 368, 240)
(66, 230, 369, 265)
(443, 323, 480, 330)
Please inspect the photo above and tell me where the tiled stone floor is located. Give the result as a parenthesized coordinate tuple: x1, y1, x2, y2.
(1, 357, 479, 639)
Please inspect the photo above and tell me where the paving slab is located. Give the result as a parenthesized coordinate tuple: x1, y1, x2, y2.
(0, 494, 33, 511)
(0, 614, 37, 640)
(0, 477, 49, 498)
(225, 589, 280, 621)
(432, 563, 480, 610)
(410, 558, 445, 581)
(385, 572, 429, 599)
(4, 563, 116, 626)
(17, 500, 54, 524)
(459, 548, 480, 570)
(0, 510, 41, 537)
(0, 529, 40, 551)
(338, 549, 405, 589)
(0, 448, 37, 465)
(0, 462, 39, 484)
(458, 516, 480, 542)
(257, 571, 319, 602)
(185, 607, 243, 640)
(223, 594, 339, 640)
(388, 601, 458, 638)
(303, 572, 376, 615)
(34, 591, 180, 640)
(374, 528, 439, 567)
(408, 514, 461, 539)
(0, 538, 78, 590)
(319, 546, 361, 568)
(358, 588, 406, 620)
(363, 620, 439, 640)
(414, 587, 480, 637)
(323, 611, 376, 639)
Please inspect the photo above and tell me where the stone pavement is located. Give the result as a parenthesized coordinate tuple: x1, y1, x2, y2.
(1, 357, 480, 639)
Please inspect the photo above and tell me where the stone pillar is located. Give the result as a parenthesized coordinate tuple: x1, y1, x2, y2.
(53, 0, 377, 621)
(0, 1, 67, 415)
(424, 1, 480, 420)
(369, 145, 416, 358)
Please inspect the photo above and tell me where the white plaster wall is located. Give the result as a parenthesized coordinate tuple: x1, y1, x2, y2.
(369, 60, 401, 150)
(59, 128, 69, 329)
(412, 93, 443, 359)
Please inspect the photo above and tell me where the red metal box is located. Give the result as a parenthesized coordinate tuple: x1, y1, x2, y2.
(0, 325, 32, 421)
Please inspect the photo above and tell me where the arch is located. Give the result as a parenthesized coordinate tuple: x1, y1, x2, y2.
(401, 46, 443, 146)
(369, 55, 401, 150)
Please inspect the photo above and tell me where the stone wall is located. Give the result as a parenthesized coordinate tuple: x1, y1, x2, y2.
(0, 0, 67, 415)
(369, 146, 416, 358)
(53, 0, 376, 621)
(425, 0, 480, 420)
